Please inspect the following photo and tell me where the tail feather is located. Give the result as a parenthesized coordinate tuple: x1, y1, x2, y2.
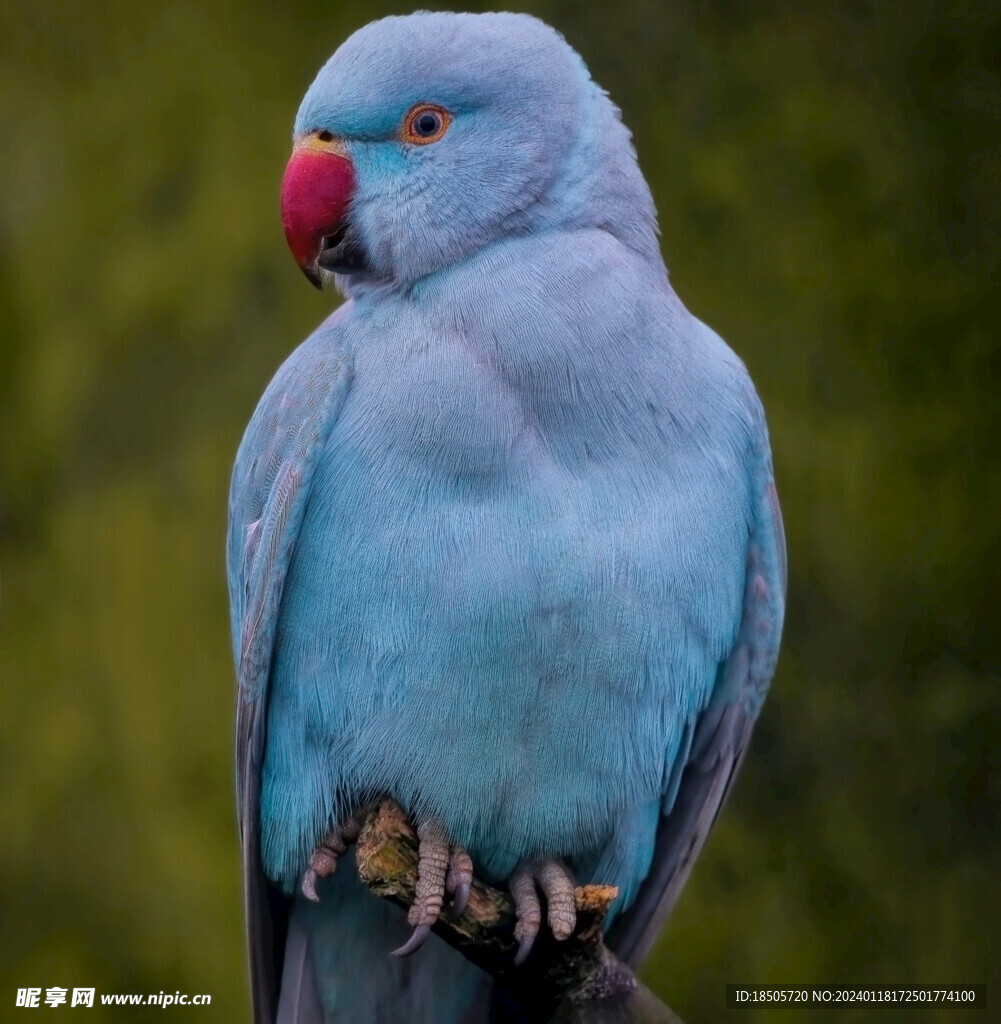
(277, 911, 324, 1024)
(279, 849, 491, 1023)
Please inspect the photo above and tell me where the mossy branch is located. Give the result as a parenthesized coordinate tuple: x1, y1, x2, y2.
(354, 800, 683, 1024)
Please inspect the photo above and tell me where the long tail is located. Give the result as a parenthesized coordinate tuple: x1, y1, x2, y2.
(276, 849, 492, 1023)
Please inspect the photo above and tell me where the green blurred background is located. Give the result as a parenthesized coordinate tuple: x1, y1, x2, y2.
(1, 0, 997, 1020)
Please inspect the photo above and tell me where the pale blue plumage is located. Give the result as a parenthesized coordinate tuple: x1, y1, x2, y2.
(228, 12, 785, 1024)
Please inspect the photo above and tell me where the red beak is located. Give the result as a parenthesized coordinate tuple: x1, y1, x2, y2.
(280, 133, 356, 289)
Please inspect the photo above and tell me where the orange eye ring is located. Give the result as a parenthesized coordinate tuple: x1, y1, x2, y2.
(402, 103, 452, 145)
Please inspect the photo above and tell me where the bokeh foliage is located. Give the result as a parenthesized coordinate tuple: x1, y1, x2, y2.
(0, 1, 997, 1021)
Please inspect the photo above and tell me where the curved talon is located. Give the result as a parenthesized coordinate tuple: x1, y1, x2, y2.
(451, 879, 470, 916)
(390, 820, 450, 958)
(301, 866, 321, 902)
(446, 846, 473, 915)
(389, 820, 478, 958)
(509, 866, 541, 964)
(514, 932, 536, 966)
(535, 859, 576, 940)
(300, 818, 361, 903)
(392, 923, 431, 957)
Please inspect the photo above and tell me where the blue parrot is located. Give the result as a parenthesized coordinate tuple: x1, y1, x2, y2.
(227, 12, 786, 1024)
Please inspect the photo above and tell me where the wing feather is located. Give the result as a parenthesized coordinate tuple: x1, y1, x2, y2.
(227, 309, 353, 1024)
(608, 406, 786, 967)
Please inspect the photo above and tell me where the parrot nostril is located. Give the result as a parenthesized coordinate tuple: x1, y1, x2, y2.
(317, 129, 335, 142)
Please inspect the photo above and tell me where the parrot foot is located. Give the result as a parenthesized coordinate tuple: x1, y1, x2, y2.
(300, 812, 364, 902)
(509, 858, 577, 965)
(392, 821, 473, 957)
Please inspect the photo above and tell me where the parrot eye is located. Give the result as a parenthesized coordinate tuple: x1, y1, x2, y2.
(402, 104, 451, 145)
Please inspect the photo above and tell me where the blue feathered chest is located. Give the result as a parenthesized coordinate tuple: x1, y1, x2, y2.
(257, 238, 755, 895)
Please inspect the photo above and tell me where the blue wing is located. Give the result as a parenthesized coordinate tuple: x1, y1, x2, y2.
(608, 393, 787, 966)
(227, 307, 353, 1024)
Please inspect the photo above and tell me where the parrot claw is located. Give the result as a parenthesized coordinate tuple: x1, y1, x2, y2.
(392, 923, 431, 957)
(299, 813, 364, 902)
(514, 933, 536, 967)
(451, 878, 471, 917)
(510, 865, 541, 961)
(446, 845, 473, 916)
(508, 858, 577, 964)
(301, 866, 322, 903)
(535, 858, 577, 940)
(391, 820, 474, 956)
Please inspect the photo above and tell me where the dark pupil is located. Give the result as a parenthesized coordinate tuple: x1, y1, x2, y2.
(416, 112, 439, 136)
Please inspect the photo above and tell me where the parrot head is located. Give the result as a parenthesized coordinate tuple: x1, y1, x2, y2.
(280, 11, 659, 291)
